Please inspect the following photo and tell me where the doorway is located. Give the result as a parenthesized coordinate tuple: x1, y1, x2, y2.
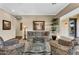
(69, 18, 77, 38)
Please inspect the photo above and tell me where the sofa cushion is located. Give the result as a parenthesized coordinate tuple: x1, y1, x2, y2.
(4, 38, 19, 46)
(50, 40, 71, 52)
(58, 39, 71, 46)
(58, 37, 74, 46)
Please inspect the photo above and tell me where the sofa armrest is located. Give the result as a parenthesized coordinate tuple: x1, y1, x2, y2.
(4, 38, 19, 46)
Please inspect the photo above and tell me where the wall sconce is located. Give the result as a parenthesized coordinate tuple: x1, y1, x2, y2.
(64, 21, 68, 27)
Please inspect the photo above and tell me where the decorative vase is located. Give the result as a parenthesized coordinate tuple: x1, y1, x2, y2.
(52, 35, 56, 40)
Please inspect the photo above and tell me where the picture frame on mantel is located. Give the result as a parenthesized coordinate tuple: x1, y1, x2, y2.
(3, 20, 11, 30)
(33, 21, 45, 30)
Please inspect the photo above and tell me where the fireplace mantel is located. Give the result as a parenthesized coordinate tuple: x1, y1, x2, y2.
(27, 31, 50, 39)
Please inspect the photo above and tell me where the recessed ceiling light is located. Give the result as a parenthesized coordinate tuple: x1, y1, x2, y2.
(11, 10, 15, 12)
(51, 3, 56, 5)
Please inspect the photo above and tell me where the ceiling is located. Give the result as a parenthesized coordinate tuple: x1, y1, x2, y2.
(0, 3, 69, 15)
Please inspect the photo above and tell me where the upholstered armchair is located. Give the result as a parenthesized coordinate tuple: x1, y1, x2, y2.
(0, 36, 25, 55)
(50, 36, 76, 55)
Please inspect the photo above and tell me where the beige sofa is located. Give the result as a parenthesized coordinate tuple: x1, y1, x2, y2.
(50, 36, 75, 55)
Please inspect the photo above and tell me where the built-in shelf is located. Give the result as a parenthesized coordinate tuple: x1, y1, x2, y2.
(51, 18, 59, 34)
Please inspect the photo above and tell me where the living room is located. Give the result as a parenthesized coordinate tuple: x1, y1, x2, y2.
(0, 3, 79, 55)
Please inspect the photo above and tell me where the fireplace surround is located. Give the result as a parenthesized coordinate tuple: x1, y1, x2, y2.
(26, 31, 51, 55)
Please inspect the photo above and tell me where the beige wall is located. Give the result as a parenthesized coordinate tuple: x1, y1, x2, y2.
(16, 15, 54, 38)
(0, 9, 17, 41)
(60, 14, 79, 38)
(59, 18, 69, 37)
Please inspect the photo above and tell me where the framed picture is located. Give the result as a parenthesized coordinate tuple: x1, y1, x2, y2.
(3, 20, 11, 30)
(20, 23, 23, 30)
(33, 21, 45, 30)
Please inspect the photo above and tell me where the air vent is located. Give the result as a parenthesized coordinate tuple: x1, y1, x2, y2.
(14, 15, 22, 20)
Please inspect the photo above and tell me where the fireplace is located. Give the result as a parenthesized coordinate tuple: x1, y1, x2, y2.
(26, 31, 51, 55)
